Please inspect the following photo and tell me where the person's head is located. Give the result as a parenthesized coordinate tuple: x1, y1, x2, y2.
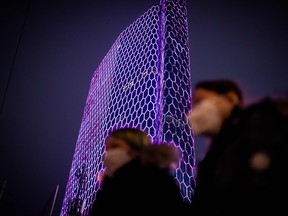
(103, 127, 151, 176)
(189, 79, 243, 137)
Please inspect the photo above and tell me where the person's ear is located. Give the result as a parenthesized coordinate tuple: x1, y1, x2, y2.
(226, 91, 240, 106)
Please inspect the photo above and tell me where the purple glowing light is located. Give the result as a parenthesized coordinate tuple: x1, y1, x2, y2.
(61, 1, 194, 215)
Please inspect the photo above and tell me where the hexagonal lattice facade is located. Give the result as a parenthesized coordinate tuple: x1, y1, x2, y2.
(61, 0, 195, 215)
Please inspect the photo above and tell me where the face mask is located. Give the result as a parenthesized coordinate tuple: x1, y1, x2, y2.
(103, 148, 132, 176)
(188, 98, 222, 137)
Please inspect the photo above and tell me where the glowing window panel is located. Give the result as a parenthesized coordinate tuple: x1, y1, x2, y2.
(61, 1, 195, 215)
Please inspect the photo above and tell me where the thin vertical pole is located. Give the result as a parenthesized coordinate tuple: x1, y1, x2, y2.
(49, 185, 59, 216)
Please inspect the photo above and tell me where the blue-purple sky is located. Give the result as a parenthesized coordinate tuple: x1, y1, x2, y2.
(0, 0, 287, 215)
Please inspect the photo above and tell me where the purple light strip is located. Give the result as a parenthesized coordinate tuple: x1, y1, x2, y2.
(155, 0, 166, 144)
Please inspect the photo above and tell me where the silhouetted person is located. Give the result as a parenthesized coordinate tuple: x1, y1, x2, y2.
(188, 79, 288, 215)
(89, 127, 186, 215)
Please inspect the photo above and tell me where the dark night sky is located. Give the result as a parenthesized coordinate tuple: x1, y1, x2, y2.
(0, 0, 287, 215)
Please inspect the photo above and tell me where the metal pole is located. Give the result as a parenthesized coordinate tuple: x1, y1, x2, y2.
(49, 185, 59, 216)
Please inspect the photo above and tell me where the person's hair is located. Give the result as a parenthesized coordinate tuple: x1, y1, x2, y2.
(107, 127, 151, 151)
(141, 143, 180, 168)
(195, 79, 243, 105)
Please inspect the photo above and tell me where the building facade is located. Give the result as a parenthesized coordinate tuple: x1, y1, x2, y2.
(61, 0, 195, 215)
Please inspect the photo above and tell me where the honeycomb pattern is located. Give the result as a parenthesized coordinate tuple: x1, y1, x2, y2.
(161, 0, 195, 201)
(61, 1, 195, 215)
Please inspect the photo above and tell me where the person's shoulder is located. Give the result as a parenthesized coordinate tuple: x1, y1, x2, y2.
(240, 95, 288, 123)
(244, 95, 288, 114)
(139, 164, 176, 184)
(237, 95, 288, 144)
(141, 163, 169, 175)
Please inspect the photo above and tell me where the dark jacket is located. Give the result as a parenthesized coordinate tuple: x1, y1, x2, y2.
(191, 96, 288, 215)
(90, 145, 186, 215)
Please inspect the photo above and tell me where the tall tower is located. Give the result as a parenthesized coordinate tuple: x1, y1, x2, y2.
(61, 0, 195, 215)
